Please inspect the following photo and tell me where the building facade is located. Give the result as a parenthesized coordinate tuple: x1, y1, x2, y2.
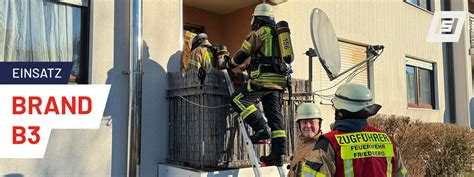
(0, 0, 472, 176)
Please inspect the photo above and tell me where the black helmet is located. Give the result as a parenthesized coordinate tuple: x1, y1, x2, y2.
(213, 44, 229, 56)
(191, 33, 208, 51)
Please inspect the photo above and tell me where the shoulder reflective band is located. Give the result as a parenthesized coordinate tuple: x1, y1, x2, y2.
(335, 132, 394, 160)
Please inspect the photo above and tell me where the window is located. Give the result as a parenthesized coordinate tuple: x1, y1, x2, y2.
(406, 57, 435, 109)
(404, 0, 434, 13)
(320, 41, 371, 104)
(184, 23, 205, 34)
(0, 0, 90, 83)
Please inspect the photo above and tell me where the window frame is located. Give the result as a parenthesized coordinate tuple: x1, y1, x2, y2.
(406, 58, 436, 109)
(76, 4, 90, 84)
(48, 1, 90, 84)
(403, 0, 435, 14)
(319, 39, 373, 105)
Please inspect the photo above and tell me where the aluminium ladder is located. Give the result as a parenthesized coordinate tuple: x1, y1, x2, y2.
(222, 70, 286, 177)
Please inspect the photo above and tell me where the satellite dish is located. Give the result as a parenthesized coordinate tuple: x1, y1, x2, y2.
(310, 8, 341, 79)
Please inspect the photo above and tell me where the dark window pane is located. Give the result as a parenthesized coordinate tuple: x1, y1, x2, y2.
(407, 0, 418, 5)
(72, 7, 83, 77)
(406, 66, 416, 104)
(406, 0, 433, 12)
(419, 68, 433, 106)
(420, 0, 428, 10)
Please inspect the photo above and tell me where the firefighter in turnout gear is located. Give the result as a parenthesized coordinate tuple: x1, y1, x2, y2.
(298, 83, 408, 177)
(288, 103, 324, 177)
(188, 33, 214, 72)
(220, 3, 292, 166)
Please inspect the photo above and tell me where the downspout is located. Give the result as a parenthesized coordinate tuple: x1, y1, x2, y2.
(128, 0, 143, 176)
(441, 0, 456, 123)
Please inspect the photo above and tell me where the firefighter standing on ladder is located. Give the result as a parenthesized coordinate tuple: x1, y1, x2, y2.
(220, 3, 293, 166)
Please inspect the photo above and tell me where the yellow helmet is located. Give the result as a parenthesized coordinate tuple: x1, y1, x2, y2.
(253, 3, 274, 18)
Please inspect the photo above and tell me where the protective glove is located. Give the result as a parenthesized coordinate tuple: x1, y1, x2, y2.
(218, 55, 232, 69)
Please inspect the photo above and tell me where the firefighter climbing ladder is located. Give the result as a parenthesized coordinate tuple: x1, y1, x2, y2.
(222, 70, 286, 177)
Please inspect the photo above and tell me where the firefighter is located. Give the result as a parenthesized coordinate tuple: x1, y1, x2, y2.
(298, 83, 408, 177)
(187, 33, 214, 72)
(219, 3, 292, 166)
(288, 103, 324, 177)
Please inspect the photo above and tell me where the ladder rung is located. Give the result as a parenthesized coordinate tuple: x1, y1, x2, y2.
(252, 139, 271, 144)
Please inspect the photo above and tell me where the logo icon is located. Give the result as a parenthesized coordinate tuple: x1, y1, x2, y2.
(427, 11, 466, 42)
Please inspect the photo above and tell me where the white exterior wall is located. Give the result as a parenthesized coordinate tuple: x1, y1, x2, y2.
(451, 0, 472, 127)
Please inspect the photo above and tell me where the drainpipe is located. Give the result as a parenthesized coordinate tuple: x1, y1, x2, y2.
(441, 0, 456, 123)
(128, 0, 143, 176)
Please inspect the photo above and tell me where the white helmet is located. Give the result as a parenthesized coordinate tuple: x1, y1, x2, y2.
(332, 83, 374, 112)
(253, 3, 274, 18)
(295, 103, 322, 122)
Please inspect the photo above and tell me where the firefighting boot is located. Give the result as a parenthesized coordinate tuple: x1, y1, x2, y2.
(260, 154, 284, 167)
(244, 114, 270, 143)
(250, 128, 271, 144)
(260, 137, 286, 166)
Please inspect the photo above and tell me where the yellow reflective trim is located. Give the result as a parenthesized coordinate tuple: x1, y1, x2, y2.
(272, 130, 285, 133)
(188, 59, 200, 67)
(300, 164, 326, 177)
(250, 68, 260, 79)
(264, 27, 273, 57)
(267, 39, 273, 56)
(401, 167, 408, 174)
(241, 41, 251, 53)
(256, 73, 287, 82)
(302, 165, 317, 177)
(246, 82, 253, 92)
(268, 39, 272, 56)
(336, 132, 394, 160)
(343, 159, 354, 177)
(264, 26, 272, 33)
(387, 157, 392, 177)
(260, 34, 272, 40)
(240, 104, 257, 120)
(232, 93, 246, 111)
(230, 58, 238, 66)
(254, 78, 287, 83)
(271, 130, 286, 138)
(260, 73, 286, 77)
(264, 39, 269, 57)
(257, 76, 287, 81)
(202, 51, 213, 71)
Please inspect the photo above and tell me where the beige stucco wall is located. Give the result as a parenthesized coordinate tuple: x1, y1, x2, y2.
(272, 0, 445, 130)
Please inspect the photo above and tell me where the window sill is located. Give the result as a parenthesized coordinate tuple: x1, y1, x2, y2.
(407, 107, 437, 111)
(403, 1, 434, 15)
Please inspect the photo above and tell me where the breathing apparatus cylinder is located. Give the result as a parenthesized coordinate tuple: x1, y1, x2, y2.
(276, 21, 294, 64)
